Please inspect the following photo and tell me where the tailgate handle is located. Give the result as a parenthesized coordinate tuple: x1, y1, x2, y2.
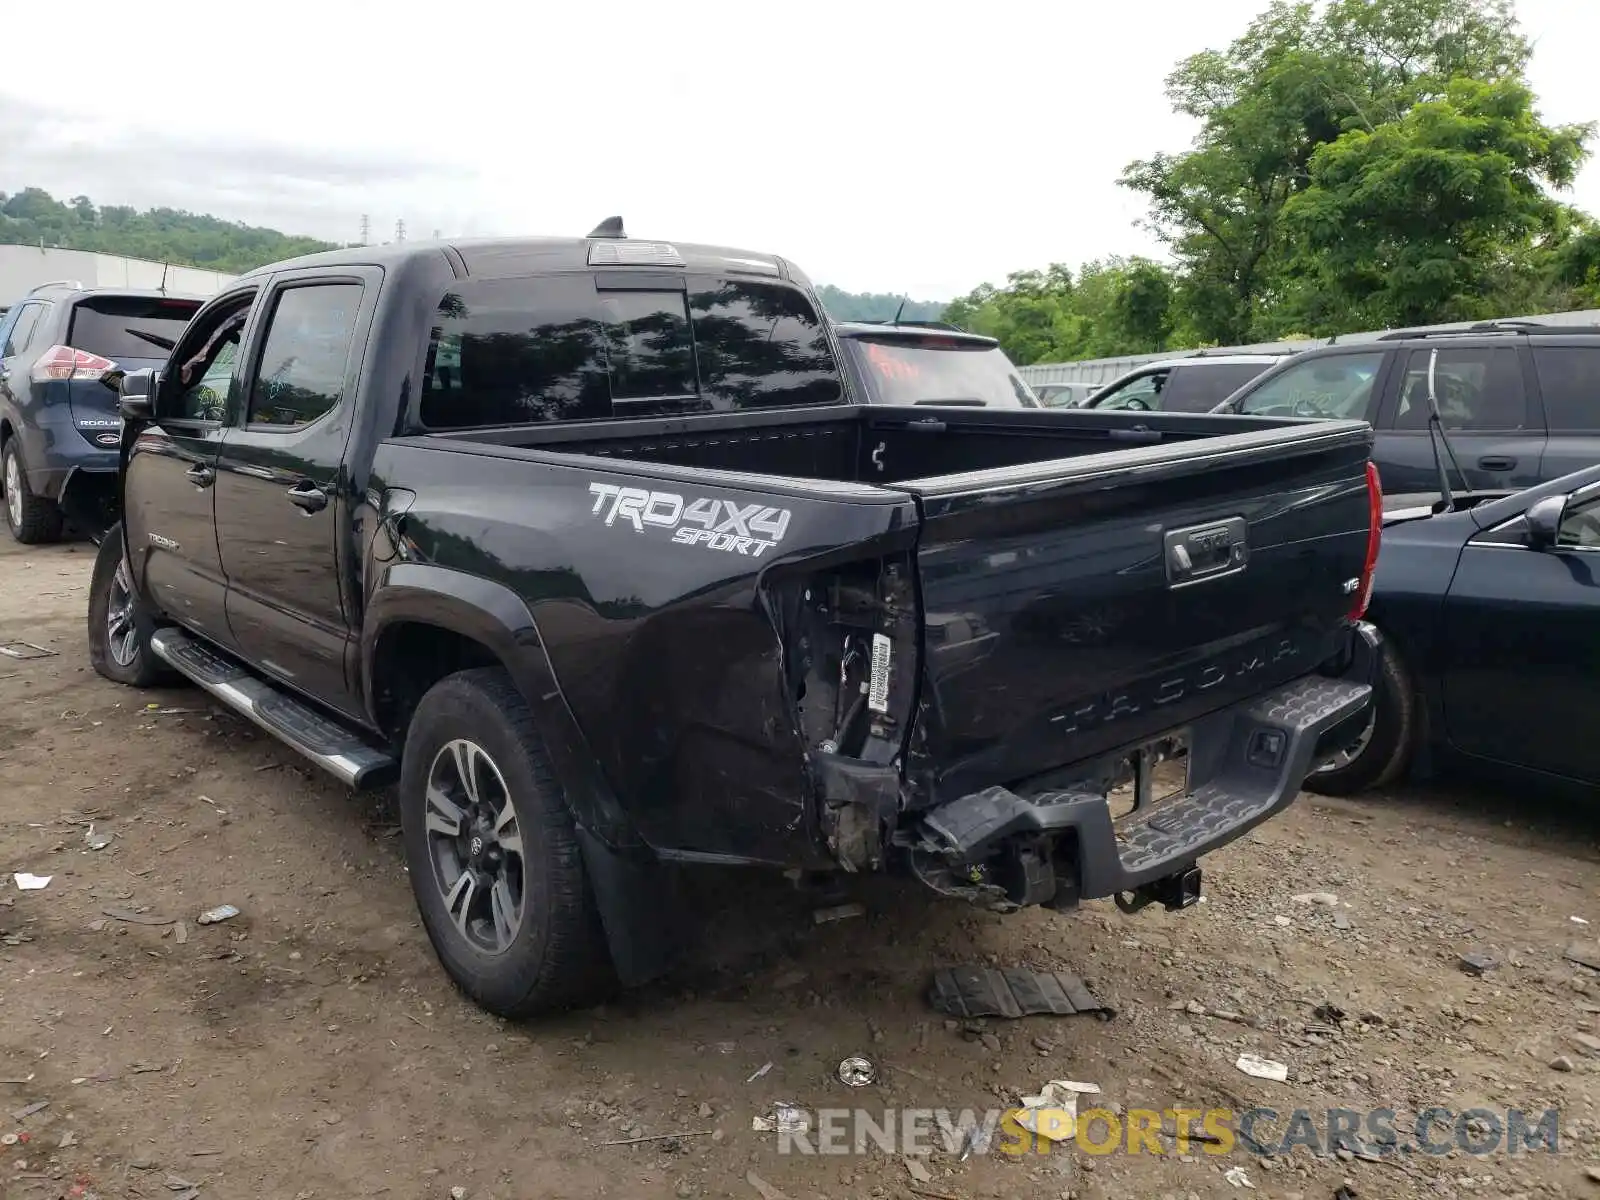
(906, 418, 947, 433)
(1164, 517, 1249, 588)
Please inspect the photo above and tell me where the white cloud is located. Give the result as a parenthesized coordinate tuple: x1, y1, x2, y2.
(1, 0, 1594, 298)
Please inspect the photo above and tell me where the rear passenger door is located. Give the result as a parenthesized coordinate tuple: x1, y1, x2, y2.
(1528, 343, 1600, 483)
(1158, 362, 1276, 412)
(1374, 344, 1545, 492)
(214, 270, 377, 717)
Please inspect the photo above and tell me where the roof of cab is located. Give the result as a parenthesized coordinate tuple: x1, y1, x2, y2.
(239, 236, 798, 284)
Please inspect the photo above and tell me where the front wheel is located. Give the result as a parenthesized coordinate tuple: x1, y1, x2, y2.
(86, 523, 177, 687)
(399, 667, 613, 1017)
(1304, 637, 1417, 796)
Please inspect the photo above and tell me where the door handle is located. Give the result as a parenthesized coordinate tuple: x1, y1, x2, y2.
(286, 481, 329, 513)
(185, 464, 215, 488)
(1477, 455, 1516, 472)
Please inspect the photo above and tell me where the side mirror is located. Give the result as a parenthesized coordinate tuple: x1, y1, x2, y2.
(1525, 494, 1567, 550)
(118, 367, 159, 421)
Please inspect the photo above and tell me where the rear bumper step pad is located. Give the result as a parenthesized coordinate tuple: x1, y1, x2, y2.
(916, 668, 1374, 901)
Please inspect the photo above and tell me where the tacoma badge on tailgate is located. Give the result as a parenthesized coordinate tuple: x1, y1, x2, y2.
(1164, 517, 1248, 588)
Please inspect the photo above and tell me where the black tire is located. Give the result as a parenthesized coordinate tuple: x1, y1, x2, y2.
(86, 523, 177, 687)
(1304, 638, 1417, 796)
(400, 667, 613, 1017)
(2, 437, 63, 545)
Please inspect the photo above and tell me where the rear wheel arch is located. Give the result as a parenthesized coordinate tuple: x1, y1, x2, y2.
(366, 568, 680, 994)
(363, 566, 632, 843)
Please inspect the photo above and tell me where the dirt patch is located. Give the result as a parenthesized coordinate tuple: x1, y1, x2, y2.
(0, 536, 1597, 1198)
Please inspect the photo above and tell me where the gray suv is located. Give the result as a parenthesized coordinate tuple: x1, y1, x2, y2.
(1213, 322, 1600, 493)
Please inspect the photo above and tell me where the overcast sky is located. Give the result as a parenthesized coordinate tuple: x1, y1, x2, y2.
(1, 0, 1595, 299)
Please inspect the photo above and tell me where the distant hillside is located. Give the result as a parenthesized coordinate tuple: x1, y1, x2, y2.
(0, 187, 950, 312)
(0, 187, 338, 274)
(814, 284, 948, 324)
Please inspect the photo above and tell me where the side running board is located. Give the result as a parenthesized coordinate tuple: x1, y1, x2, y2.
(148, 628, 396, 788)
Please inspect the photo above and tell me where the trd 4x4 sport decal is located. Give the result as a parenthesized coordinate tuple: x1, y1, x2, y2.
(587, 482, 792, 558)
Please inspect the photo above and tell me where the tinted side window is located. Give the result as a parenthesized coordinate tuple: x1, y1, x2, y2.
(1532, 346, 1600, 432)
(690, 280, 842, 409)
(1237, 352, 1386, 418)
(1161, 363, 1272, 412)
(420, 274, 843, 428)
(2, 303, 45, 359)
(423, 276, 610, 428)
(1394, 346, 1527, 430)
(1094, 369, 1167, 409)
(247, 284, 363, 428)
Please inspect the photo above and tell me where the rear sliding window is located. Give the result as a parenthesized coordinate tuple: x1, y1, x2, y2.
(844, 337, 1037, 408)
(420, 275, 842, 429)
(67, 296, 200, 362)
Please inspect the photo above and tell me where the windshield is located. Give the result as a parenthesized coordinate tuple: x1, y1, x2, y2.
(1233, 352, 1386, 419)
(844, 336, 1039, 408)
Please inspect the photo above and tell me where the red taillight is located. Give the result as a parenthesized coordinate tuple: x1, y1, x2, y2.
(32, 345, 117, 382)
(1350, 460, 1382, 619)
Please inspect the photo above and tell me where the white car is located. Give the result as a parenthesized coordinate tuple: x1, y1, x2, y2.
(1085, 353, 1291, 413)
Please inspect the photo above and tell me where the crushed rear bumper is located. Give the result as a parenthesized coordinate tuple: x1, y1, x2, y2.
(909, 624, 1381, 907)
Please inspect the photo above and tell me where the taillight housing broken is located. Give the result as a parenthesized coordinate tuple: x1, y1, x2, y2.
(32, 345, 117, 382)
(1350, 460, 1382, 619)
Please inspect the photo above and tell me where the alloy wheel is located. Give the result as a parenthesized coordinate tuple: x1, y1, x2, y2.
(105, 557, 140, 668)
(423, 739, 526, 955)
(4, 451, 21, 531)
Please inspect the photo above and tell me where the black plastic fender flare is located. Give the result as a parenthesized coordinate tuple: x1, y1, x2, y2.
(362, 562, 687, 985)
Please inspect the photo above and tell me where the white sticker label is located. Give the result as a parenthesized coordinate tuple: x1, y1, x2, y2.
(867, 633, 892, 714)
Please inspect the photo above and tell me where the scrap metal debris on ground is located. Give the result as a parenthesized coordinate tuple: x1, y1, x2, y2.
(0, 642, 57, 660)
(926, 966, 1113, 1020)
(836, 1056, 875, 1087)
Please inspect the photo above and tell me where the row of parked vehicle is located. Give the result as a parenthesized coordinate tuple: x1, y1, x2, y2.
(0, 234, 1589, 1022)
(1042, 326, 1600, 798)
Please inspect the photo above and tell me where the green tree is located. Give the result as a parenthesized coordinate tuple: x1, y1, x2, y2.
(0, 187, 338, 272)
(938, 258, 1178, 364)
(1120, 0, 1570, 342)
(1281, 77, 1593, 328)
(813, 285, 945, 323)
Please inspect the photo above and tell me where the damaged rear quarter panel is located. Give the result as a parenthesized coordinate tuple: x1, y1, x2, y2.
(378, 439, 919, 866)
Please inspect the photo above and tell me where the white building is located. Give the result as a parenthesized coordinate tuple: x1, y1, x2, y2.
(0, 244, 237, 307)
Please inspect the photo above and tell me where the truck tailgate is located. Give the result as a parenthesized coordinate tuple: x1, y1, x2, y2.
(899, 420, 1377, 806)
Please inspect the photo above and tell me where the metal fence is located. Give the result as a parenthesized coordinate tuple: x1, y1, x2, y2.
(1015, 309, 1600, 388)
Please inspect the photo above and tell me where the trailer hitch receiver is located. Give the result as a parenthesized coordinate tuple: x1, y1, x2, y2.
(1114, 864, 1202, 914)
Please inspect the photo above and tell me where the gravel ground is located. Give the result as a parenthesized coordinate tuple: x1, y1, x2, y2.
(1, 536, 1598, 1200)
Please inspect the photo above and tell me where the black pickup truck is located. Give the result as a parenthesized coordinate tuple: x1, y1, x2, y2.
(87, 224, 1382, 1016)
